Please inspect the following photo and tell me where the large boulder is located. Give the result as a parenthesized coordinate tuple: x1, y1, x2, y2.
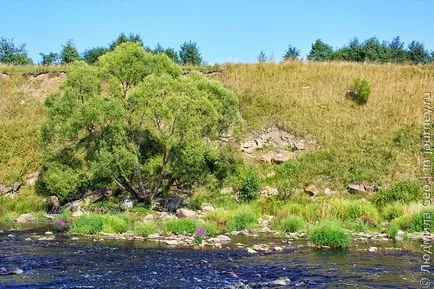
(347, 182, 366, 193)
(120, 199, 134, 211)
(175, 208, 197, 218)
(15, 213, 36, 223)
(305, 184, 318, 196)
(46, 196, 60, 213)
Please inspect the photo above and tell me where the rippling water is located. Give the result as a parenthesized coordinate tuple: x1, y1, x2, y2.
(0, 227, 422, 288)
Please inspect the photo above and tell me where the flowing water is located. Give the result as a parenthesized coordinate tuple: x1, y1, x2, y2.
(0, 226, 423, 288)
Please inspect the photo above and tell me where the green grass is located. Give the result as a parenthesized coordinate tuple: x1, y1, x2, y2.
(134, 221, 158, 237)
(382, 202, 404, 221)
(309, 220, 352, 248)
(101, 215, 129, 233)
(69, 213, 131, 234)
(163, 219, 198, 234)
(0, 64, 70, 75)
(372, 180, 423, 208)
(226, 205, 259, 231)
(0, 186, 46, 222)
(276, 215, 305, 232)
(70, 214, 105, 234)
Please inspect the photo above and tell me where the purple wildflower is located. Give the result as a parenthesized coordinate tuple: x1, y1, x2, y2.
(194, 226, 206, 238)
(55, 219, 66, 227)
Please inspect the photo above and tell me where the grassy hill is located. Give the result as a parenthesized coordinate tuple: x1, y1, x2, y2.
(0, 62, 432, 238)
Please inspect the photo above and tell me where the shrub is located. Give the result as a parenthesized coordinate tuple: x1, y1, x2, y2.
(372, 180, 423, 208)
(226, 206, 258, 231)
(327, 199, 378, 223)
(101, 215, 129, 233)
(382, 203, 404, 221)
(70, 214, 104, 234)
(349, 78, 371, 104)
(389, 207, 434, 233)
(388, 222, 400, 238)
(239, 170, 261, 201)
(164, 219, 198, 234)
(309, 220, 352, 248)
(278, 215, 305, 232)
(134, 222, 158, 237)
(199, 221, 218, 236)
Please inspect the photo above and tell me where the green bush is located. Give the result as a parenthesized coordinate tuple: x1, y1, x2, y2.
(200, 221, 218, 237)
(134, 222, 158, 237)
(164, 219, 198, 234)
(388, 222, 400, 238)
(350, 78, 371, 104)
(382, 203, 404, 221)
(372, 180, 423, 208)
(278, 215, 305, 232)
(328, 199, 378, 222)
(239, 170, 261, 201)
(101, 215, 129, 233)
(309, 220, 352, 248)
(70, 214, 104, 234)
(226, 206, 258, 231)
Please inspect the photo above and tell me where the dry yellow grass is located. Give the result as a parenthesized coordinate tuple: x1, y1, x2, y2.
(0, 74, 64, 183)
(213, 62, 433, 188)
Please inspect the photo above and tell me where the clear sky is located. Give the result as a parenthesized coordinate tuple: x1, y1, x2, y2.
(2, 0, 434, 63)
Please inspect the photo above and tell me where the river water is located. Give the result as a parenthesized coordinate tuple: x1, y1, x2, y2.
(0, 227, 423, 288)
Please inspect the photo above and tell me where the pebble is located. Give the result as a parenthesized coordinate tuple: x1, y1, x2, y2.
(45, 231, 53, 235)
(71, 237, 80, 241)
(368, 246, 378, 252)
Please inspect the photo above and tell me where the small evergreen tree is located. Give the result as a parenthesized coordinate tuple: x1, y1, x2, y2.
(60, 40, 80, 64)
(407, 41, 430, 64)
(40, 52, 59, 65)
(0, 37, 32, 64)
(257, 50, 267, 63)
(179, 41, 202, 65)
(308, 39, 334, 61)
(283, 45, 300, 61)
(83, 47, 109, 64)
(110, 33, 143, 50)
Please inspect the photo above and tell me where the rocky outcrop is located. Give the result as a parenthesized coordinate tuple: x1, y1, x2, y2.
(304, 184, 318, 196)
(46, 196, 60, 213)
(260, 186, 278, 198)
(347, 181, 379, 194)
(176, 208, 197, 218)
(24, 172, 40, 185)
(15, 213, 36, 223)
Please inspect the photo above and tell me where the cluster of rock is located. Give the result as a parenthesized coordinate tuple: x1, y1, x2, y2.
(0, 171, 40, 196)
(240, 126, 316, 164)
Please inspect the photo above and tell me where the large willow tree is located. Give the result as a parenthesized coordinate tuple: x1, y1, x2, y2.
(40, 43, 239, 205)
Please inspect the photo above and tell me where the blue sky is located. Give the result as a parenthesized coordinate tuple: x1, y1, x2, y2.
(2, 0, 434, 63)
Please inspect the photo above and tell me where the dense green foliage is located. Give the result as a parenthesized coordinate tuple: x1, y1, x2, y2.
(350, 78, 371, 104)
(179, 41, 202, 65)
(277, 215, 305, 232)
(134, 221, 158, 236)
(82, 47, 109, 64)
(372, 180, 423, 208)
(226, 206, 258, 231)
(0, 37, 32, 64)
(40, 52, 58, 65)
(60, 40, 80, 64)
(239, 170, 261, 201)
(39, 42, 238, 204)
(309, 220, 352, 248)
(308, 39, 334, 61)
(283, 45, 300, 61)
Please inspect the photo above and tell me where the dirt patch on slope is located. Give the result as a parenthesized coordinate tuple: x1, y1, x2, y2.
(18, 73, 65, 101)
(240, 126, 317, 163)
